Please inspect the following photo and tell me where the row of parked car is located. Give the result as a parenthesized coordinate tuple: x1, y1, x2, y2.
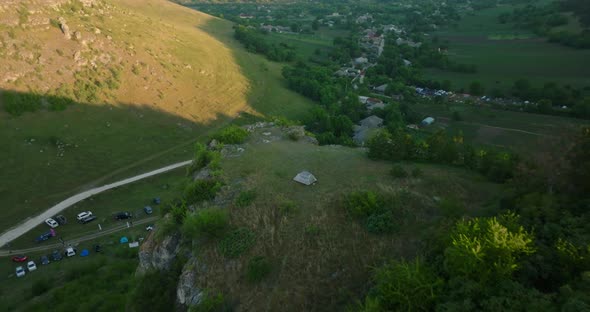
(13, 245, 103, 277)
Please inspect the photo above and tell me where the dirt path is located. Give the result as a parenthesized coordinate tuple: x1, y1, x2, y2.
(0, 160, 191, 248)
(0, 216, 159, 257)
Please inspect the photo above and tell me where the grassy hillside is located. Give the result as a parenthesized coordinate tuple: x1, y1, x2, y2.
(0, 0, 313, 232)
(424, 5, 590, 92)
(178, 126, 501, 311)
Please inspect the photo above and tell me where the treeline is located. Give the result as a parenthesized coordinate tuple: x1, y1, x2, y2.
(357, 126, 590, 311)
(234, 25, 296, 62)
(499, 2, 590, 49)
(367, 129, 517, 183)
(282, 62, 366, 145)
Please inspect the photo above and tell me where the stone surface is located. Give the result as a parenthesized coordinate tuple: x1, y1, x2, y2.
(136, 227, 181, 275)
(176, 257, 205, 307)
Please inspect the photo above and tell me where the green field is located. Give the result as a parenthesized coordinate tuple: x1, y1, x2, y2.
(411, 100, 590, 154)
(424, 5, 590, 92)
(264, 27, 349, 61)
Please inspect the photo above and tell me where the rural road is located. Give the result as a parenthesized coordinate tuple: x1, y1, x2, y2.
(0, 216, 159, 257)
(0, 160, 192, 248)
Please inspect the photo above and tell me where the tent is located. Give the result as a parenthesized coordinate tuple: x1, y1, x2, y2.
(80, 249, 89, 257)
(120, 236, 129, 244)
(293, 171, 317, 186)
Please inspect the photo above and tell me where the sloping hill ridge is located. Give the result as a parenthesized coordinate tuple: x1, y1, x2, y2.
(0, 0, 260, 232)
(0, 0, 249, 121)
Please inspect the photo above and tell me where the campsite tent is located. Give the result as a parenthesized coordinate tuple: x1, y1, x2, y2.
(80, 249, 89, 257)
(293, 171, 317, 186)
(120, 236, 129, 244)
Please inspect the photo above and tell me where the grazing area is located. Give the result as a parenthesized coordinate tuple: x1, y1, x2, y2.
(424, 5, 590, 93)
(0, 0, 313, 236)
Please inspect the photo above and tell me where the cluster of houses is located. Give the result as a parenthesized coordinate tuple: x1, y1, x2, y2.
(359, 29, 385, 59)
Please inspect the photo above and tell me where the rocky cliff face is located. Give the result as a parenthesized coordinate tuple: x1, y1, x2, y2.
(176, 257, 205, 307)
(136, 230, 181, 275)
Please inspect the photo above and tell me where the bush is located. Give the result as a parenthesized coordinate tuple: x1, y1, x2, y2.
(278, 199, 297, 215)
(365, 210, 397, 234)
(182, 208, 228, 238)
(184, 180, 222, 204)
(344, 191, 383, 219)
(390, 165, 408, 179)
(246, 256, 272, 283)
(219, 228, 256, 258)
(213, 125, 249, 144)
(452, 111, 463, 121)
(170, 201, 188, 224)
(3, 91, 42, 116)
(235, 190, 257, 207)
(188, 143, 221, 176)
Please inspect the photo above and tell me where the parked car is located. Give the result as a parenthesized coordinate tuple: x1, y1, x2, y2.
(40, 255, 50, 265)
(94, 244, 102, 253)
(76, 211, 93, 221)
(55, 215, 67, 225)
(45, 218, 59, 228)
(65, 247, 76, 257)
(144, 206, 153, 215)
(114, 212, 132, 220)
(80, 215, 97, 224)
(15, 266, 25, 277)
(11, 255, 28, 263)
(35, 229, 56, 242)
(51, 250, 63, 261)
(153, 197, 161, 205)
(27, 261, 37, 272)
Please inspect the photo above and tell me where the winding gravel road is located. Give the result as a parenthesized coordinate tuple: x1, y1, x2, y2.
(0, 160, 192, 248)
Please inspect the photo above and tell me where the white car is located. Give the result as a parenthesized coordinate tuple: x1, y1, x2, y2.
(16, 266, 25, 277)
(65, 247, 76, 257)
(27, 261, 37, 272)
(45, 218, 59, 228)
(76, 211, 93, 221)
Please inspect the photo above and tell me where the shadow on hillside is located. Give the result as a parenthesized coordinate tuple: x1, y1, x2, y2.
(196, 16, 314, 124)
(0, 89, 235, 227)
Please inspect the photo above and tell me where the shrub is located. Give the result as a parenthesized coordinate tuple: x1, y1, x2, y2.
(452, 111, 463, 121)
(390, 165, 408, 179)
(235, 190, 257, 207)
(358, 259, 442, 311)
(182, 208, 228, 238)
(365, 210, 397, 234)
(246, 256, 272, 283)
(278, 199, 297, 215)
(344, 191, 383, 219)
(213, 125, 249, 144)
(219, 228, 256, 258)
(187, 143, 221, 176)
(288, 131, 300, 141)
(184, 180, 222, 204)
(170, 201, 188, 224)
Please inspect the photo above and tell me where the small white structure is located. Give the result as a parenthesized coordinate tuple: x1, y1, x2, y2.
(421, 117, 435, 126)
(293, 171, 317, 185)
(354, 57, 368, 65)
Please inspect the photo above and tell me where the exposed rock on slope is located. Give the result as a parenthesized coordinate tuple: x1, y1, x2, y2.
(137, 230, 181, 275)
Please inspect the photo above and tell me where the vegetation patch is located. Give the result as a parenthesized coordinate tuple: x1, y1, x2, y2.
(212, 125, 249, 144)
(246, 256, 272, 283)
(219, 227, 256, 258)
(182, 207, 229, 239)
(235, 189, 257, 207)
(184, 180, 223, 204)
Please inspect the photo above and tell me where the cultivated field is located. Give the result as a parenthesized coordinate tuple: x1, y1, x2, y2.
(424, 5, 590, 92)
